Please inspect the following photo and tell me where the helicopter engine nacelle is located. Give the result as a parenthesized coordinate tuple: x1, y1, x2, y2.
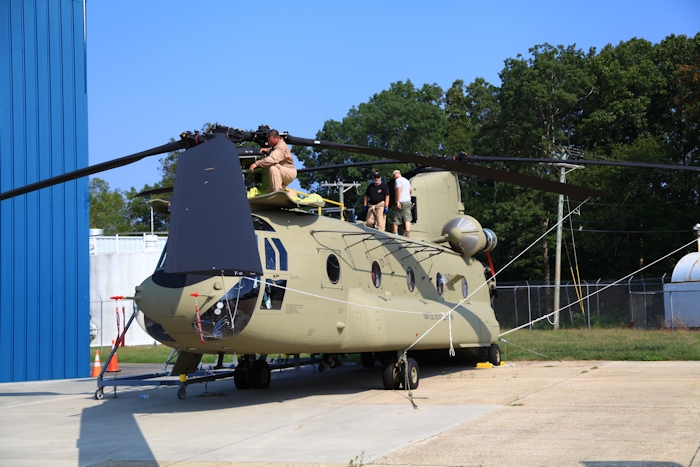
(439, 216, 498, 257)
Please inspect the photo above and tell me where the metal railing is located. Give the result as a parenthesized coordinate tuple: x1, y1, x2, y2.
(89, 233, 167, 255)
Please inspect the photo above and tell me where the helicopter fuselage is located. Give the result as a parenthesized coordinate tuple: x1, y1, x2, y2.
(134, 208, 500, 356)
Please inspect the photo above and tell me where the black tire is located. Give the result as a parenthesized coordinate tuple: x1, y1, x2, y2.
(360, 352, 375, 368)
(95, 388, 104, 400)
(250, 360, 271, 389)
(405, 358, 419, 389)
(488, 344, 501, 366)
(177, 386, 186, 399)
(382, 362, 400, 390)
(234, 365, 251, 390)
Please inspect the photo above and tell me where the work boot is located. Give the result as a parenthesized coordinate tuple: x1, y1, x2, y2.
(404, 231, 410, 238)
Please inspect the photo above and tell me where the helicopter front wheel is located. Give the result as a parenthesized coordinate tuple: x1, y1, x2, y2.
(250, 360, 271, 389)
(234, 362, 252, 390)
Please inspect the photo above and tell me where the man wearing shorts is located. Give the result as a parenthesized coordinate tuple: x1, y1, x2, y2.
(364, 172, 390, 231)
(391, 169, 412, 237)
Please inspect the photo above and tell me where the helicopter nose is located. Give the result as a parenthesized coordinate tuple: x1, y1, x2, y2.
(133, 276, 160, 320)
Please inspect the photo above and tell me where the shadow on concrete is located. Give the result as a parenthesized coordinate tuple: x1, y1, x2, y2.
(78, 364, 367, 465)
(77, 359, 476, 465)
(0, 391, 68, 397)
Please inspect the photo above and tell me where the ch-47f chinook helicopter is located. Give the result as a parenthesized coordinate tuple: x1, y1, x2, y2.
(3, 124, 698, 391)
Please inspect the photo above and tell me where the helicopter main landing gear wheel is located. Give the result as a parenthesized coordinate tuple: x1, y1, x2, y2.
(488, 344, 501, 366)
(404, 357, 419, 390)
(382, 362, 401, 390)
(381, 354, 420, 390)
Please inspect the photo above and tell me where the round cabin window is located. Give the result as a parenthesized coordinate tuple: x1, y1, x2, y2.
(462, 277, 468, 298)
(436, 273, 444, 295)
(326, 254, 340, 284)
(406, 267, 415, 292)
(371, 261, 382, 288)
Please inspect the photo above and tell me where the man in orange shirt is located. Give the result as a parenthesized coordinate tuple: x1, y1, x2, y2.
(248, 129, 297, 192)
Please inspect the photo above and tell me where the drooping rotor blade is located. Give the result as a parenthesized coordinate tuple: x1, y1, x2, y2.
(458, 155, 700, 172)
(165, 134, 262, 276)
(136, 147, 262, 197)
(284, 136, 607, 198)
(0, 140, 190, 201)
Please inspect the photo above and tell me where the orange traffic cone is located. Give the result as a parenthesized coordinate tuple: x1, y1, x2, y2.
(91, 350, 101, 377)
(106, 340, 120, 372)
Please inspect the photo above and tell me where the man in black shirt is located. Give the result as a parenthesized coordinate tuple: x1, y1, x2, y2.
(363, 172, 390, 231)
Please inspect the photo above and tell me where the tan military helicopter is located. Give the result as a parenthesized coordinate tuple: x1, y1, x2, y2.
(3, 125, 696, 392)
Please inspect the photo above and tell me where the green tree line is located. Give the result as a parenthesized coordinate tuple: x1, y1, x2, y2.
(91, 34, 699, 281)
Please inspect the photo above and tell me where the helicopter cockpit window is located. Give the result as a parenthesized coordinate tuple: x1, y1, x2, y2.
(264, 238, 276, 270)
(326, 254, 340, 284)
(272, 238, 288, 271)
(462, 277, 468, 298)
(371, 261, 382, 288)
(260, 279, 287, 310)
(436, 273, 444, 295)
(406, 267, 415, 292)
(252, 215, 275, 232)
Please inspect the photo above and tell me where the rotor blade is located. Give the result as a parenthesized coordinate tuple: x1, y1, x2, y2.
(165, 134, 262, 276)
(0, 140, 189, 201)
(136, 187, 174, 197)
(296, 160, 396, 173)
(285, 136, 607, 198)
(460, 155, 700, 172)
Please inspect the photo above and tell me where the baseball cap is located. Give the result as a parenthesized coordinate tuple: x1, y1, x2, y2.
(373, 172, 381, 178)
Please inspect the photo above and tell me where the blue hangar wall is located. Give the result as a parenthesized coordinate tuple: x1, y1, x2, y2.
(0, 0, 89, 382)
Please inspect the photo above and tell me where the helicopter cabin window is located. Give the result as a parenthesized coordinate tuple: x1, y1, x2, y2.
(326, 254, 340, 284)
(264, 239, 276, 270)
(371, 261, 382, 288)
(272, 238, 288, 271)
(252, 215, 275, 232)
(406, 267, 415, 292)
(462, 277, 468, 298)
(260, 279, 287, 310)
(436, 273, 444, 295)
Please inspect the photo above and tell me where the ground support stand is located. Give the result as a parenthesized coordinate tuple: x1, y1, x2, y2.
(95, 312, 319, 400)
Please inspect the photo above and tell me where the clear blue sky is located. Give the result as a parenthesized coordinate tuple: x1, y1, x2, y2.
(87, 0, 700, 192)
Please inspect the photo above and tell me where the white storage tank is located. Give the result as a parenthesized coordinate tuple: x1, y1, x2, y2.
(664, 251, 700, 328)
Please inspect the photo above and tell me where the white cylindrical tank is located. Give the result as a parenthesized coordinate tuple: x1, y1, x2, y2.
(671, 252, 700, 283)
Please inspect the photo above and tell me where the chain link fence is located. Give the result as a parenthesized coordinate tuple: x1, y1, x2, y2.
(494, 277, 675, 330)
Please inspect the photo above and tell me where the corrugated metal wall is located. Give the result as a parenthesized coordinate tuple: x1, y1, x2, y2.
(0, 0, 89, 381)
